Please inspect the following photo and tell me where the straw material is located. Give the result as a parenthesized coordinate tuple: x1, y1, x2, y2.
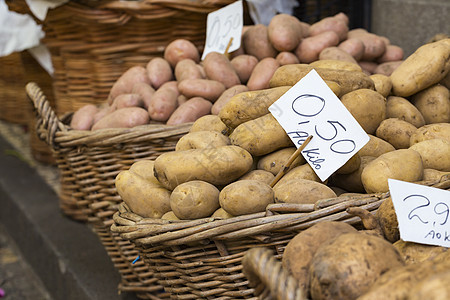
(26, 82, 191, 298)
(111, 176, 450, 299)
(8, 0, 237, 116)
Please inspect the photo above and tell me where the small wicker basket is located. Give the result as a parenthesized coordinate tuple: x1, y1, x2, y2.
(26, 82, 191, 298)
(111, 176, 450, 299)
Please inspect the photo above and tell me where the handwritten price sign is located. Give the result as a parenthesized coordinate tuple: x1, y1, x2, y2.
(269, 70, 369, 181)
(389, 179, 450, 248)
(201, 0, 243, 60)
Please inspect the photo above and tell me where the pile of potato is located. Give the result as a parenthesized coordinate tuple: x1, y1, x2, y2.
(69, 12, 407, 131)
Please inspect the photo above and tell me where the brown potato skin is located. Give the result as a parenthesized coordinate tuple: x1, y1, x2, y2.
(166, 97, 212, 125)
(273, 179, 336, 204)
(146, 57, 173, 89)
(338, 38, 365, 61)
(309, 15, 348, 41)
(347, 29, 387, 61)
(174, 59, 204, 82)
(377, 45, 404, 63)
(386, 96, 425, 128)
(211, 85, 249, 115)
(374, 60, 403, 76)
(282, 222, 357, 297)
(358, 134, 395, 157)
(175, 130, 230, 151)
(177, 79, 225, 102)
(411, 84, 450, 124)
(331, 155, 376, 193)
(164, 39, 200, 68)
(370, 74, 392, 98)
(92, 107, 150, 130)
(376, 196, 399, 243)
(409, 139, 450, 171)
(376, 118, 418, 149)
(132, 82, 155, 109)
(247, 57, 280, 91)
(296, 31, 340, 63)
(242, 24, 278, 60)
(410, 123, 450, 145)
(257, 147, 305, 175)
(108, 66, 150, 104)
(230, 55, 258, 84)
(189, 115, 228, 134)
(110, 93, 144, 111)
(70, 104, 98, 130)
(268, 13, 304, 52)
(238, 169, 275, 185)
(202, 52, 241, 89)
(319, 46, 358, 64)
(275, 51, 300, 65)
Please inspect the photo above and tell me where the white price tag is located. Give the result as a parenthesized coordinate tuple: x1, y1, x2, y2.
(389, 179, 450, 248)
(201, 0, 243, 60)
(269, 69, 370, 181)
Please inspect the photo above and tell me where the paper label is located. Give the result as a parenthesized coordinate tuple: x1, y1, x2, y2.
(269, 69, 370, 181)
(201, 0, 243, 60)
(389, 179, 450, 248)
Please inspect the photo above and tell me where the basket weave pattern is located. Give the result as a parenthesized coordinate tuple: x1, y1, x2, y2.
(111, 177, 450, 299)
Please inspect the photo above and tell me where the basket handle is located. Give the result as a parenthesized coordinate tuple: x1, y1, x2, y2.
(26, 82, 66, 148)
(242, 248, 306, 300)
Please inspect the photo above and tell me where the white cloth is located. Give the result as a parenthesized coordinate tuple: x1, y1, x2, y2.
(246, 0, 298, 25)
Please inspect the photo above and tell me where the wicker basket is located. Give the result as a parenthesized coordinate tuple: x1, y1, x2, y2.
(26, 82, 191, 298)
(9, 0, 238, 116)
(111, 176, 450, 299)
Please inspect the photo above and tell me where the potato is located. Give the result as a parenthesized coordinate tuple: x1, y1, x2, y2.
(375, 118, 418, 149)
(189, 115, 228, 134)
(422, 168, 450, 181)
(358, 134, 395, 157)
(340, 89, 386, 134)
(268, 13, 304, 52)
(108, 66, 150, 104)
(170, 180, 219, 220)
(153, 145, 253, 190)
(411, 84, 450, 124)
(146, 57, 173, 89)
(337, 38, 365, 61)
(174, 58, 204, 82)
(92, 107, 149, 130)
(178, 79, 225, 102)
(161, 211, 179, 221)
(229, 113, 293, 156)
(177, 94, 188, 106)
(335, 153, 361, 174)
(147, 82, 179, 122)
(203, 52, 241, 89)
(391, 39, 450, 97)
(393, 240, 448, 265)
(275, 51, 300, 65)
(385, 96, 425, 128)
(276, 163, 322, 185)
(309, 15, 348, 41)
(70, 104, 98, 130)
(128, 159, 160, 186)
(211, 85, 249, 115)
(110, 93, 144, 111)
(273, 179, 336, 204)
(238, 169, 275, 185)
(347, 29, 387, 61)
(175, 130, 230, 151)
(359, 61, 378, 75)
(409, 270, 450, 300)
(361, 149, 423, 193)
(369, 74, 392, 97)
(374, 60, 403, 76)
(115, 170, 171, 218)
(230, 54, 258, 84)
(211, 207, 234, 219)
(310, 59, 362, 72)
(247, 57, 280, 91)
(257, 147, 306, 175)
(358, 251, 450, 300)
(440, 71, 450, 89)
(410, 123, 450, 145)
(375, 196, 399, 243)
(93, 105, 110, 125)
(295, 31, 340, 63)
(131, 82, 155, 109)
(309, 232, 405, 300)
(166, 97, 212, 125)
(319, 46, 358, 64)
(164, 39, 200, 68)
(331, 155, 376, 193)
(242, 24, 278, 60)
(409, 139, 450, 171)
(282, 222, 357, 297)
(219, 86, 291, 129)
(269, 64, 374, 95)
(376, 45, 404, 63)
(219, 180, 274, 216)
